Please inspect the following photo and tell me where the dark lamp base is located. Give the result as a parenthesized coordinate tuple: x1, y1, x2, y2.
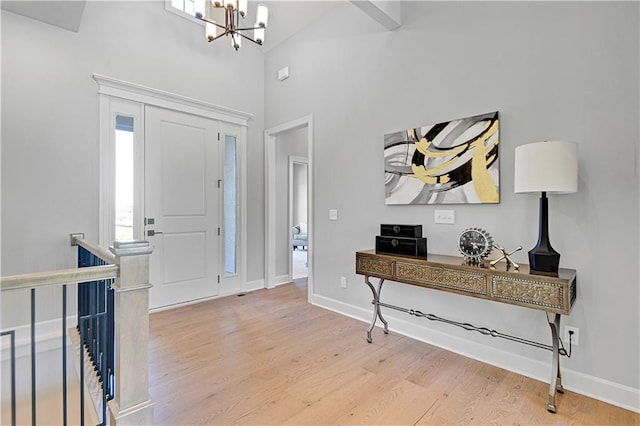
(528, 191, 561, 275)
(528, 246, 560, 274)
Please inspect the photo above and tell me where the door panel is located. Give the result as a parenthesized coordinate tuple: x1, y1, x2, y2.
(163, 232, 206, 284)
(145, 106, 220, 309)
(160, 124, 206, 216)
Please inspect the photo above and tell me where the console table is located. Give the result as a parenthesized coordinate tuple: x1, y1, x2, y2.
(355, 250, 577, 413)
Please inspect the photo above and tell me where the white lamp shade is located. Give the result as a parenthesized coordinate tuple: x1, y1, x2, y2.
(514, 141, 578, 194)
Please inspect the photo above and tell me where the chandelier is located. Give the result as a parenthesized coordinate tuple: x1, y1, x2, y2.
(194, 0, 269, 51)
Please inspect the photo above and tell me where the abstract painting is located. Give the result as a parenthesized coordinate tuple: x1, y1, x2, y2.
(384, 111, 499, 205)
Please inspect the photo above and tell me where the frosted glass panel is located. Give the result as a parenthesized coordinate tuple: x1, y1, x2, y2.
(224, 135, 237, 275)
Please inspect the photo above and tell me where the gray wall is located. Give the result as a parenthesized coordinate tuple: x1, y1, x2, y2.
(264, 1, 639, 399)
(275, 127, 308, 277)
(1, 1, 265, 326)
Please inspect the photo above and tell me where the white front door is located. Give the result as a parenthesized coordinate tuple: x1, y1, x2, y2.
(145, 106, 220, 309)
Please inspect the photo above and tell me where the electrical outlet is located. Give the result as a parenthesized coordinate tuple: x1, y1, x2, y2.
(340, 276, 347, 288)
(564, 326, 579, 346)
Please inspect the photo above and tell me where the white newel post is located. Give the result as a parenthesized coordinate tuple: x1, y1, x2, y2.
(108, 241, 154, 425)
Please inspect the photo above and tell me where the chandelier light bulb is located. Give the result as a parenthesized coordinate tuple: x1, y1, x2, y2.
(254, 26, 264, 44)
(238, 0, 248, 17)
(256, 4, 268, 27)
(206, 22, 217, 42)
(225, 0, 235, 9)
(194, 0, 206, 18)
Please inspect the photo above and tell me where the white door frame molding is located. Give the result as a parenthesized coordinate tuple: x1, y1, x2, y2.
(98, 96, 144, 247)
(95, 74, 251, 294)
(264, 115, 314, 300)
(93, 74, 253, 125)
(219, 121, 247, 296)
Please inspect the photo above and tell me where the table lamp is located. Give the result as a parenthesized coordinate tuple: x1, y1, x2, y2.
(514, 141, 578, 273)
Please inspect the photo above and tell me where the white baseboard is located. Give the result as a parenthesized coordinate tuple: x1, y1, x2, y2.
(272, 274, 291, 288)
(218, 279, 266, 297)
(244, 279, 265, 293)
(310, 293, 640, 414)
(149, 295, 218, 313)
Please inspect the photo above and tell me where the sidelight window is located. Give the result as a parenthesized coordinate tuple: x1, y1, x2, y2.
(115, 115, 134, 241)
(223, 135, 237, 275)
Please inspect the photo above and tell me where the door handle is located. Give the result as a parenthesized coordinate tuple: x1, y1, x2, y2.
(147, 230, 163, 237)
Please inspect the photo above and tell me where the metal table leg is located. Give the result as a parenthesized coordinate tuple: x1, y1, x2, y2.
(546, 312, 564, 413)
(364, 277, 388, 343)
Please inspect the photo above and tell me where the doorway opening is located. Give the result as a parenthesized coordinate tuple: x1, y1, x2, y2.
(264, 115, 313, 300)
(290, 157, 308, 280)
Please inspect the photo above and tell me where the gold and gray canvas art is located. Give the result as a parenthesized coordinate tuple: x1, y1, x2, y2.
(384, 111, 500, 204)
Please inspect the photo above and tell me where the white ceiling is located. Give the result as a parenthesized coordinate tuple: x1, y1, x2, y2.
(257, 1, 346, 51)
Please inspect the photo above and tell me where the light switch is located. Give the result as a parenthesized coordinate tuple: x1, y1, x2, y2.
(435, 209, 455, 224)
(329, 209, 338, 221)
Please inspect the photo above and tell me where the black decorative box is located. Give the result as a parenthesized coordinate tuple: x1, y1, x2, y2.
(380, 224, 423, 238)
(375, 236, 428, 259)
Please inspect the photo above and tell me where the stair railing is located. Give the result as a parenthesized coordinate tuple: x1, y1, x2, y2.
(0, 234, 154, 426)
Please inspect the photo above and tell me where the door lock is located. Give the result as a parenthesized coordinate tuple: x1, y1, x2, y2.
(144, 217, 155, 226)
(147, 230, 163, 237)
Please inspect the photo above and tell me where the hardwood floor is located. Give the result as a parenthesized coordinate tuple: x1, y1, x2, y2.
(149, 280, 639, 425)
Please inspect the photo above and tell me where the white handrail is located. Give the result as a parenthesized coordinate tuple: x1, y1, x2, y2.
(72, 235, 117, 264)
(0, 265, 119, 292)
